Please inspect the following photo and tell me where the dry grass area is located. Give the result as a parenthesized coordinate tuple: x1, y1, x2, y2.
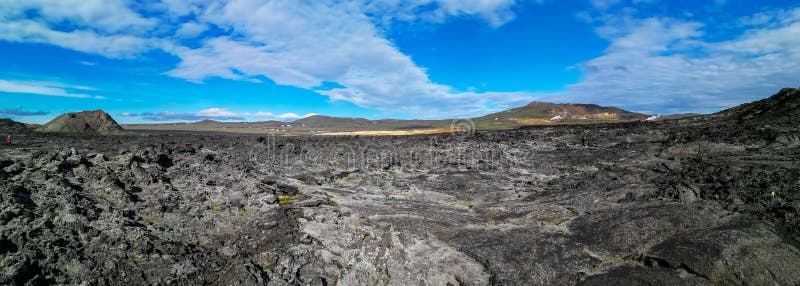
(573, 112, 620, 120)
(512, 118, 555, 125)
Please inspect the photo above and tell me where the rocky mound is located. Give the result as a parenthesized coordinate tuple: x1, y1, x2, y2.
(669, 88, 800, 145)
(36, 110, 124, 135)
(717, 87, 799, 127)
(0, 118, 30, 134)
(659, 88, 800, 238)
(678, 88, 799, 127)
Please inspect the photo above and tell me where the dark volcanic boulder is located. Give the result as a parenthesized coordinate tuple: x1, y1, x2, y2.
(582, 219, 800, 286)
(36, 110, 125, 135)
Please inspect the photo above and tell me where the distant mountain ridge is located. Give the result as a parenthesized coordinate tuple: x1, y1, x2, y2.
(123, 100, 653, 133)
(293, 115, 449, 130)
(9, 88, 800, 135)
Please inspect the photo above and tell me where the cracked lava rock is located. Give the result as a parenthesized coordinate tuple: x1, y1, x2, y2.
(1, 88, 800, 285)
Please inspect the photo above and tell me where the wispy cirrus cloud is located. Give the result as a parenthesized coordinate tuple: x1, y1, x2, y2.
(0, 108, 50, 116)
(121, 108, 317, 122)
(0, 79, 104, 99)
(0, 0, 161, 58)
(358, 0, 528, 27)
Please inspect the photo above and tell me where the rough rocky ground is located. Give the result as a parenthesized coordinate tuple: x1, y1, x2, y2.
(1, 89, 799, 285)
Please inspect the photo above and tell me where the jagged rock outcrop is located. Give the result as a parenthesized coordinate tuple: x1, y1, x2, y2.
(36, 110, 125, 135)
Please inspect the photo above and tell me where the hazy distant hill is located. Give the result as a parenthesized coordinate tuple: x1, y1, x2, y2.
(123, 100, 650, 134)
(293, 115, 450, 131)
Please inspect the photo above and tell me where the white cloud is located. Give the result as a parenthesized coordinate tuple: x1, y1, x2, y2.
(126, 108, 318, 122)
(165, 0, 538, 117)
(0, 0, 540, 117)
(197, 108, 238, 117)
(590, 0, 621, 10)
(0, 0, 173, 58)
(542, 9, 800, 114)
(152, 0, 203, 18)
(0, 79, 104, 99)
(250, 112, 318, 120)
(735, 7, 800, 28)
(359, 0, 526, 27)
(715, 21, 800, 55)
(0, 20, 156, 58)
(175, 22, 208, 39)
(2, 0, 798, 117)
(195, 108, 318, 120)
(0, 0, 156, 34)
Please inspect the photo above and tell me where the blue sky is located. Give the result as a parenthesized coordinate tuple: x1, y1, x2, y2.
(0, 0, 798, 124)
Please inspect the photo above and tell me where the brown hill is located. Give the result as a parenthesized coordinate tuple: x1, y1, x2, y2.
(473, 101, 649, 129)
(37, 110, 125, 135)
(0, 118, 31, 134)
